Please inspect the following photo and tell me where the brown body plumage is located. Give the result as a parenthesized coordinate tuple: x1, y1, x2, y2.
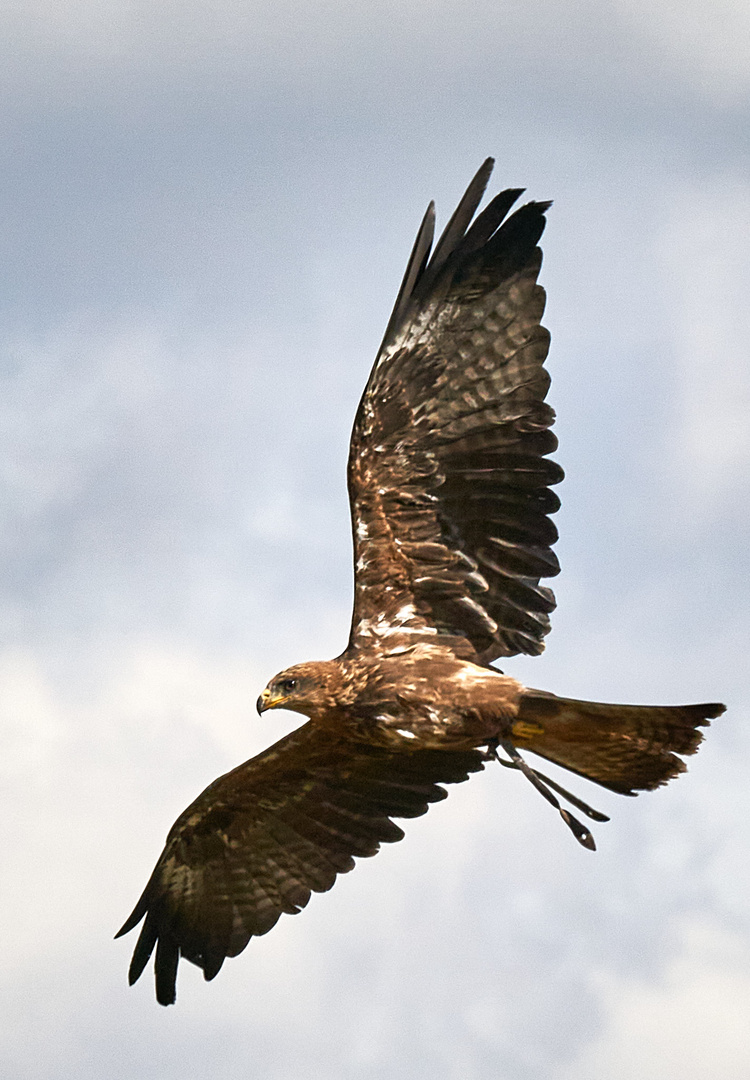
(117, 160, 724, 1005)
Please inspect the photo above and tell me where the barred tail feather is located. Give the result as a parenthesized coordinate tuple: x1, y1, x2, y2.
(512, 690, 725, 795)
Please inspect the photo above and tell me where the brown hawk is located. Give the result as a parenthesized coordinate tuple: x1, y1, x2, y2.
(117, 159, 724, 1005)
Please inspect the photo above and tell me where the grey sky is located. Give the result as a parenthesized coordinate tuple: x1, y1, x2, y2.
(2, 2, 749, 1077)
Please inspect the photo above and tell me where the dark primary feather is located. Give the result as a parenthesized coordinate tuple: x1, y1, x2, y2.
(348, 158, 560, 662)
(116, 722, 485, 1005)
(376, 158, 497, 355)
(378, 200, 436, 358)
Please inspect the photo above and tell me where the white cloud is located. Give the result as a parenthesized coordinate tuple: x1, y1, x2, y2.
(2, 0, 748, 102)
(0, 651, 66, 780)
(0, 324, 171, 526)
(658, 178, 750, 501)
(612, 0, 750, 103)
(561, 918, 750, 1080)
(0, 638, 270, 968)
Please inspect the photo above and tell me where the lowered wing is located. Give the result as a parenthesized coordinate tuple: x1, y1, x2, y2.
(116, 722, 484, 1004)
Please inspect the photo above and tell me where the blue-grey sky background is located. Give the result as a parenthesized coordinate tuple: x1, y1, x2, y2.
(2, 2, 749, 1077)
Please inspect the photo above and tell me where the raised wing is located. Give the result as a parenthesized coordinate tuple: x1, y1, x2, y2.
(348, 159, 562, 662)
(116, 722, 485, 1005)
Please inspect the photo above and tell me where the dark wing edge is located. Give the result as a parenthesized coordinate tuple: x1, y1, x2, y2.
(377, 158, 517, 359)
(347, 160, 561, 662)
(115, 722, 485, 1005)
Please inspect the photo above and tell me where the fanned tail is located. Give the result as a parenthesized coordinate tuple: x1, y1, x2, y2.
(512, 690, 725, 795)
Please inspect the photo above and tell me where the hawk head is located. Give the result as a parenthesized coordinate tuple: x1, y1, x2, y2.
(256, 661, 345, 718)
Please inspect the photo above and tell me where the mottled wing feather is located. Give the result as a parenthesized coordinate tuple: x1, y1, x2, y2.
(348, 161, 561, 662)
(116, 721, 485, 1005)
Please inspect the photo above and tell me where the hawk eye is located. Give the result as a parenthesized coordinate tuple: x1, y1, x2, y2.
(278, 678, 298, 694)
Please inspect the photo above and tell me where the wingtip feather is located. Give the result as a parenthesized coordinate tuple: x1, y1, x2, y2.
(155, 935, 179, 1006)
(126, 911, 159, 986)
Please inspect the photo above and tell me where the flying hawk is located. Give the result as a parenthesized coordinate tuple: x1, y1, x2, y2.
(117, 159, 724, 1005)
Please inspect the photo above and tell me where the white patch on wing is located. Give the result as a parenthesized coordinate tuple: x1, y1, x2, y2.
(356, 598, 429, 641)
(397, 729, 417, 739)
(451, 665, 483, 685)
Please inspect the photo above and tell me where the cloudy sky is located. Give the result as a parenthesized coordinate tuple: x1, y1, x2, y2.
(2, 2, 749, 1077)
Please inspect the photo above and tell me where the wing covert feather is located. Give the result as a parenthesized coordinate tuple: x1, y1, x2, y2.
(116, 722, 485, 1004)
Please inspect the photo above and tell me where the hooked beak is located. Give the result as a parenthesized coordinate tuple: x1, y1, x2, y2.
(257, 688, 283, 715)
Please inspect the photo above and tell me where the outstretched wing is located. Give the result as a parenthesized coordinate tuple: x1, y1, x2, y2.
(348, 159, 562, 663)
(116, 722, 485, 1005)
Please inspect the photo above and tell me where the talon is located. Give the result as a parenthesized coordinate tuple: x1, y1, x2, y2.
(560, 809, 596, 850)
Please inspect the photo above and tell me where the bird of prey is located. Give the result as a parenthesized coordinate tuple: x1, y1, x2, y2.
(117, 159, 724, 1005)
